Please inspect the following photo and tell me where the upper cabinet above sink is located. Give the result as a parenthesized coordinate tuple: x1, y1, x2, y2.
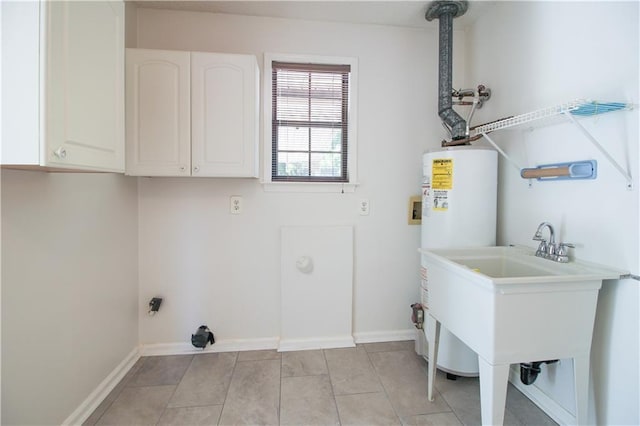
(125, 48, 259, 177)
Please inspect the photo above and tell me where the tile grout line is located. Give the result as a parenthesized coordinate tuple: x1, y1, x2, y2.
(422, 360, 462, 424)
(429, 369, 458, 417)
(415, 351, 460, 420)
(368, 347, 462, 425)
(217, 351, 239, 425)
(432, 370, 482, 426)
(364, 346, 403, 425)
(321, 348, 343, 426)
(153, 355, 195, 425)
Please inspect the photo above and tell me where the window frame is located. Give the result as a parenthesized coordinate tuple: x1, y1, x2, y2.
(263, 53, 358, 193)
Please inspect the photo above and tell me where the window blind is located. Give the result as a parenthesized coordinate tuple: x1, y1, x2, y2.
(272, 61, 350, 182)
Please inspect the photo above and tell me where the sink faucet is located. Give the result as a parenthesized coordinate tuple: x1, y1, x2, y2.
(532, 222, 574, 262)
(532, 222, 556, 259)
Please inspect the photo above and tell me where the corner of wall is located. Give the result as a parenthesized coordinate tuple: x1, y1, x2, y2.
(62, 346, 141, 426)
(124, 1, 138, 48)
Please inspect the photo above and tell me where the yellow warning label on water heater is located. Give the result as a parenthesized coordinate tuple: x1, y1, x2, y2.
(432, 159, 453, 190)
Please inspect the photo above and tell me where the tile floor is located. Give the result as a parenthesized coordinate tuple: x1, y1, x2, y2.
(84, 341, 557, 425)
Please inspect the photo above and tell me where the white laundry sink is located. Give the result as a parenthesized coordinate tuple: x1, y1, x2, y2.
(419, 246, 625, 426)
(423, 245, 621, 282)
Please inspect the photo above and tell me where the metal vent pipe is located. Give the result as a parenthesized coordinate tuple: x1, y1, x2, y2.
(426, 1, 468, 140)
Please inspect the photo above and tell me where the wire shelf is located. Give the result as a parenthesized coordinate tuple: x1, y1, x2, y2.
(473, 99, 633, 134)
(473, 99, 635, 189)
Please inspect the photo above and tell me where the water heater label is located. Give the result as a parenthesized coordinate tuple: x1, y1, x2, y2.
(432, 159, 452, 211)
(432, 159, 453, 190)
(433, 190, 449, 211)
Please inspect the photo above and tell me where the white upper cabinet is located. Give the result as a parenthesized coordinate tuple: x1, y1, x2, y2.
(125, 48, 259, 177)
(1, 1, 125, 172)
(125, 49, 191, 176)
(191, 52, 259, 177)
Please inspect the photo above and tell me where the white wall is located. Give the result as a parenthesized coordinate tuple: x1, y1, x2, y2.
(465, 2, 639, 424)
(1, 170, 139, 425)
(135, 9, 458, 347)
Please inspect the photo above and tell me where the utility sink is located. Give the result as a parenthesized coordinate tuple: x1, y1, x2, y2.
(423, 245, 622, 283)
(419, 246, 625, 426)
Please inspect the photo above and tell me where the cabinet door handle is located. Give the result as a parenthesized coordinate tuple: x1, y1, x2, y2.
(193, 165, 200, 173)
(179, 166, 186, 172)
(53, 147, 67, 159)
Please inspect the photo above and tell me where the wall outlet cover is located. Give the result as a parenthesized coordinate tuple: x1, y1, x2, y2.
(359, 199, 370, 216)
(230, 196, 243, 214)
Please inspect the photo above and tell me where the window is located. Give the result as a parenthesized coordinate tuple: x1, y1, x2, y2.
(264, 54, 357, 191)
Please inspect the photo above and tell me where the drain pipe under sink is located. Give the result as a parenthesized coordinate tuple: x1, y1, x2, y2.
(520, 360, 559, 385)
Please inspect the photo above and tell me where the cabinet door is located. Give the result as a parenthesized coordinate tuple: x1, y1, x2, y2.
(191, 52, 259, 177)
(125, 49, 191, 176)
(45, 1, 125, 172)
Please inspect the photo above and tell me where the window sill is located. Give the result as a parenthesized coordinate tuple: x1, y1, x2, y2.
(261, 181, 358, 193)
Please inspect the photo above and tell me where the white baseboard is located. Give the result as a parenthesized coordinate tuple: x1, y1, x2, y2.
(141, 331, 418, 356)
(353, 329, 416, 344)
(278, 335, 355, 352)
(508, 365, 575, 426)
(62, 347, 140, 426)
(140, 337, 280, 356)
(140, 330, 416, 356)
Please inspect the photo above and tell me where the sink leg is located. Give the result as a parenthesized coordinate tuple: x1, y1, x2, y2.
(478, 358, 509, 426)
(574, 355, 590, 426)
(426, 313, 440, 402)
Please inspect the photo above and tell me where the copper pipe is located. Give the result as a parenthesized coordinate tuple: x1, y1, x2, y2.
(441, 133, 484, 146)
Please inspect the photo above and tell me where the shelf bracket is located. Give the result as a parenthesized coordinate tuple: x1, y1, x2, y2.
(481, 132, 522, 172)
(563, 111, 633, 190)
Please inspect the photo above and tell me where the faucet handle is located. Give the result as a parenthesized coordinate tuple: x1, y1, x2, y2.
(556, 243, 575, 263)
(557, 242, 575, 254)
(535, 240, 547, 257)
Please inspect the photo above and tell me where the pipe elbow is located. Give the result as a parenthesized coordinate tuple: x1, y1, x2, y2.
(439, 108, 467, 140)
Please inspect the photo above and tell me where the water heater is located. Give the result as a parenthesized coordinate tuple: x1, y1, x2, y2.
(420, 146, 497, 376)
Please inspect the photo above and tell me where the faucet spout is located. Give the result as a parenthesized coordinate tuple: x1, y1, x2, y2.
(533, 222, 556, 259)
(533, 222, 555, 244)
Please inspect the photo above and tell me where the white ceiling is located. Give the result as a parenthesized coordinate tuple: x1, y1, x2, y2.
(131, 1, 496, 29)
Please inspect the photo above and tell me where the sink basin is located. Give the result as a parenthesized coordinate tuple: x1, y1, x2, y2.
(463, 256, 554, 278)
(420, 245, 623, 289)
(419, 246, 626, 425)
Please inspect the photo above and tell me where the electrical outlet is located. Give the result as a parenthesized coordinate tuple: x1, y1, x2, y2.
(359, 199, 370, 216)
(230, 196, 243, 214)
